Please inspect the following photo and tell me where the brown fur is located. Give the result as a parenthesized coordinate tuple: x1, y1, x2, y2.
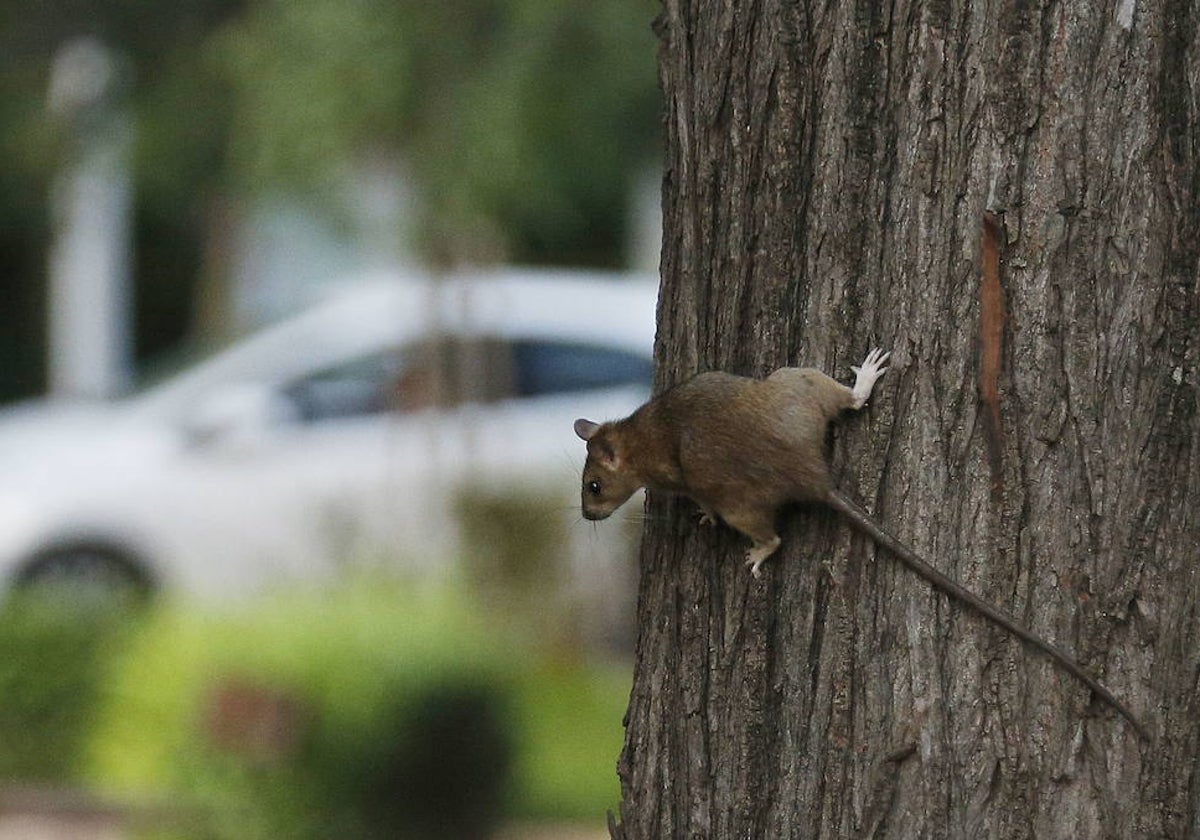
(578, 368, 852, 529)
(573, 353, 1147, 740)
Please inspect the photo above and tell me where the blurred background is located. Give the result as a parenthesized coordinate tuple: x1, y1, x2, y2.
(0, 1, 662, 837)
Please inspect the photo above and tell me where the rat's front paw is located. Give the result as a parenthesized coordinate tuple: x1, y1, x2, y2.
(850, 347, 891, 408)
(851, 347, 890, 380)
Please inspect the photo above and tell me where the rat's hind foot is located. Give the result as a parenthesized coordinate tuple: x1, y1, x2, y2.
(722, 510, 781, 577)
(744, 535, 782, 578)
(850, 347, 890, 409)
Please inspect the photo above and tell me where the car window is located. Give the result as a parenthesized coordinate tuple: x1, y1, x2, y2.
(278, 338, 652, 422)
(281, 349, 438, 422)
(511, 340, 653, 398)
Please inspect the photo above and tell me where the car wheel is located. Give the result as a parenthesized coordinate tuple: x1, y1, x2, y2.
(15, 547, 153, 611)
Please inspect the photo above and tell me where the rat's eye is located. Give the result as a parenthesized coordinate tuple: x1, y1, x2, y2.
(586, 480, 603, 496)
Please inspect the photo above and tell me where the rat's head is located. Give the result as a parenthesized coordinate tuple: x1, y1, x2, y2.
(574, 418, 642, 521)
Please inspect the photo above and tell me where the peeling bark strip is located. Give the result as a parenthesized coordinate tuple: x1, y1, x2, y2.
(979, 212, 1006, 493)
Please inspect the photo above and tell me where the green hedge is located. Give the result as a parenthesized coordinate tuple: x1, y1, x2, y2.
(0, 597, 131, 783)
(510, 660, 630, 821)
(80, 579, 629, 836)
(86, 581, 514, 838)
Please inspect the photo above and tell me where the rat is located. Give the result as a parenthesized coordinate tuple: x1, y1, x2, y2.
(573, 348, 1147, 740)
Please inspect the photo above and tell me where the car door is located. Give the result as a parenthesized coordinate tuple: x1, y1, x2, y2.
(156, 341, 459, 595)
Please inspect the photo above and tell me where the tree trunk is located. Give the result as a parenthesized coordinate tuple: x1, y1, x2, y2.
(613, 1, 1199, 837)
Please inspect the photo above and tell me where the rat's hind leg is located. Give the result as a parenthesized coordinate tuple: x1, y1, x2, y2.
(719, 507, 782, 578)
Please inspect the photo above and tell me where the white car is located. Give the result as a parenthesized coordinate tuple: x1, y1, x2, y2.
(0, 268, 657, 609)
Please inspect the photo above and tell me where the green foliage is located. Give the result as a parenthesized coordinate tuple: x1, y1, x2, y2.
(87, 581, 515, 838)
(214, 0, 415, 191)
(417, 0, 662, 264)
(509, 661, 629, 820)
(83, 579, 631, 834)
(0, 597, 132, 782)
(213, 0, 662, 263)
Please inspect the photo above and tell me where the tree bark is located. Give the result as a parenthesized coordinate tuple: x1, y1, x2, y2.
(613, 1, 1200, 837)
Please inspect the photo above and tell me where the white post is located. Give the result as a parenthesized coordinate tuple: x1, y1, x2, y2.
(46, 38, 133, 401)
(628, 165, 663, 274)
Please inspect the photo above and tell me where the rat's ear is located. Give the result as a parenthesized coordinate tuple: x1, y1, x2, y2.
(592, 439, 621, 470)
(574, 418, 600, 441)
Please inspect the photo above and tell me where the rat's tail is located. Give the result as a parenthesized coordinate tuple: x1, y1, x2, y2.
(827, 489, 1149, 742)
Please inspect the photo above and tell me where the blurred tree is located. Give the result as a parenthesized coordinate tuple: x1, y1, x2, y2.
(0, 0, 660, 402)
